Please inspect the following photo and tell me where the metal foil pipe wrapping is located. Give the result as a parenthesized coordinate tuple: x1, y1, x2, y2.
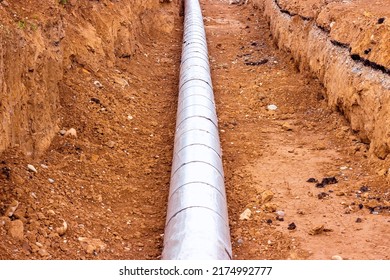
(162, 0, 232, 260)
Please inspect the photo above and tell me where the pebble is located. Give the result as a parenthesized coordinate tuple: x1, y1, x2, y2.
(288, 222, 296, 230)
(93, 80, 103, 88)
(59, 129, 67, 135)
(107, 140, 116, 148)
(78, 237, 106, 254)
(267, 104, 278, 111)
(261, 190, 274, 204)
(282, 122, 293, 131)
(309, 225, 324, 235)
(8, 220, 24, 240)
(5, 200, 19, 217)
(127, 115, 134, 120)
(38, 249, 50, 257)
(56, 220, 68, 236)
(27, 164, 38, 173)
(48, 178, 55, 184)
(64, 128, 77, 138)
(275, 210, 285, 218)
(40, 164, 49, 169)
(239, 208, 252, 220)
(331, 255, 343, 260)
(0, 216, 10, 227)
(261, 203, 277, 213)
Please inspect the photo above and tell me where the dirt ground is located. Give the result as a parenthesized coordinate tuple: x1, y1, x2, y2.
(1, 0, 389, 260)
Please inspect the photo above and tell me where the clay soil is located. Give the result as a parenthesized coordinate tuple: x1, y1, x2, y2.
(1, 0, 389, 260)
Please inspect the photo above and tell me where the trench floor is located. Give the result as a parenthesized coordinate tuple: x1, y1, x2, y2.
(0, 0, 389, 260)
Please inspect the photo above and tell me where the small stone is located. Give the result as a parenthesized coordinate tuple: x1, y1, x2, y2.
(297, 209, 305, 215)
(306, 178, 318, 183)
(261, 203, 277, 212)
(239, 208, 252, 220)
(0, 216, 10, 227)
(40, 164, 49, 169)
(127, 115, 133, 120)
(47, 210, 56, 216)
(318, 192, 329, 199)
(38, 249, 50, 257)
(261, 190, 274, 204)
(356, 218, 363, 223)
(107, 141, 115, 148)
(309, 225, 324, 235)
(267, 104, 278, 111)
(8, 220, 24, 240)
(59, 129, 67, 135)
(282, 122, 293, 131)
(340, 166, 348, 170)
(27, 164, 38, 173)
(360, 186, 369, 192)
(275, 210, 285, 218)
(288, 222, 296, 230)
(5, 200, 19, 217)
(93, 80, 103, 88)
(56, 220, 68, 236)
(91, 154, 99, 162)
(331, 255, 343, 260)
(78, 237, 106, 254)
(64, 128, 77, 138)
(48, 178, 55, 184)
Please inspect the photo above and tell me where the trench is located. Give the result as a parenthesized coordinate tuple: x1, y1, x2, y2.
(1, 0, 389, 260)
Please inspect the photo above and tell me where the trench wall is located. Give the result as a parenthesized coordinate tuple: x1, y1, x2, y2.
(253, 0, 390, 159)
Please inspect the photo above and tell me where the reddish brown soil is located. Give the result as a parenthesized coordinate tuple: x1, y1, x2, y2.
(1, 0, 389, 260)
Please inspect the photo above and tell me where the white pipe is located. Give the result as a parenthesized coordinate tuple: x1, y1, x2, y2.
(162, 0, 232, 260)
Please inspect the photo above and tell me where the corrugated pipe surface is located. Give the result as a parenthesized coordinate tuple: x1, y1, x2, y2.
(162, 0, 232, 260)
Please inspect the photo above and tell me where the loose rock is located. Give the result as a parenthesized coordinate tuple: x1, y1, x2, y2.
(78, 237, 106, 254)
(5, 200, 19, 217)
(288, 222, 296, 230)
(107, 140, 116, 148)
(27, 164, 38, 173)
(261, 190, 274, 204)
(239, 208, 252, 220)
(38, 249, 50, 257)
(317, 192, 329, 200)
(306, 177, 318, 183)
(261, 203, 277, 212)
(8, 220, 24, 240)
(64, 128, 77, 138)
(282, 122, 293, 131)
(267, 104, 278, 111)
(309, 225, 325, 235)
(93, 80, 103, 88)
(56, 220, 68, 236)
(331, 255, 343, 260)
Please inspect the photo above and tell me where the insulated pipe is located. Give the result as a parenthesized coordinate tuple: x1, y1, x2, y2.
(162, 0, 232, 260)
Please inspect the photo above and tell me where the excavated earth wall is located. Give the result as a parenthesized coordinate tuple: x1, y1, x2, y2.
(253, 0, 390, 159)
(0, 0, 177, 157)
